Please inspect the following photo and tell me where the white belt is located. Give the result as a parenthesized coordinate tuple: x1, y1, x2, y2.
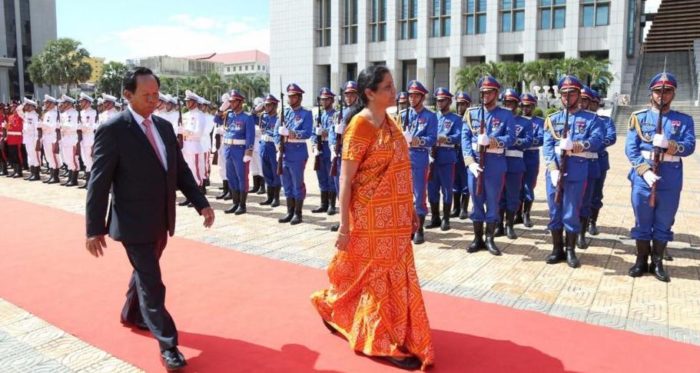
(287, 139, 306, 143)
(472, 143, 504, 154)
(262, 135, 274, 142)
(224, 139, 246, 145)
(437, 144, 455, 148)
(6, 131, 21, 136)
(642, 150, 681, 163)
(505, 150, 523, 158)
(526, 147, 540, 151)
(555, 146, 598, 159)
(184, 135, 201, 141)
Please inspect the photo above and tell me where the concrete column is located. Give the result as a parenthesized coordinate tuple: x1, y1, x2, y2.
(416, 0, 430, 83)
(523, 0, 538, 62)
(357, 0, 369, 71)
(607, 0, 629, 96)
(485, 0, 499, 61)
(564, 0, 580, 58)
(386, 0, 400, 85)
(14, 0, 24, 99)
(330, 0, 341, 91)
(449, 0, 464, 93)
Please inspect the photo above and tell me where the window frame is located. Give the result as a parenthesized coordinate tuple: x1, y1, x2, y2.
(464, 0, 487, 35)
(399, 0, 419, 40)
(370, 0, 387, 42)
(500, 0, 525, 33)
(538, 0, 567, 30)
(581, 0, 610, 28)
(430, 0, 451, 38)
(343, 0, 359, 45)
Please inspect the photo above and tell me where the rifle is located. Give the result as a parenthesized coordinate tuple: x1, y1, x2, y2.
(428, 78, 437, 180)
(76, 103, 82, 156)
(476, 91, 486, 196)
(554, 89, 571, 205)
(53, 105, 61, 155)
(0, 109, 7, 153)
(649, 81, 667, 208)
(92, 100, 99, 156)
(36, 106, 43, 152)
(177, 99, 184, 149)
(330, 93, 343, 177)
(313, 96, 322, 171)
(212, 110, 224, 166)
(276, 78, 286, 176)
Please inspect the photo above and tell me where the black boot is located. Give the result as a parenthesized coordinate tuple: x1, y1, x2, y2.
(441, 201, 451, 231)
(467, 222, 486, 253)
(546, 229, 565, 264)
(450, 193, 461, 218)
(271, 186, 281, 207)
(650, 240, 670, 282)
(260, 186, 274, 205)
(224, 191, 241, 214)
(459, 193, 470, 220)
(522, 200, 534, 228)
(425, 203, 441, 229)
(514, 203, 524, 225)
(234, 192, 247, 215)
(10, 163, 21, 178)
(312, 191, 329, 213)
(278, 198, 295, 223)
(494, 210, 505, 237)
(64, 171, 79, 186)
(257, 177, 266, 195)
(249, 175, 261, 193)
(330, 223, 340, 232)
(577, 217, 589, 249)
(485, 222, 502, 256)
(327, 192, 337, 215)
(505, 210, 518, 239)
(565, 231, 580, 268)
(588, 208, 600, 236)
(290, 199, 303, 225)
(78, 172, 90, 189)
(413, 216, 425, 245)
(46, 169, 60, 184)
(24, 166, 34, 180)
(0, 161, 7, 176)
(28, 166, 41, 181)
(216, 180, 230, 200)
(628, 240, 650, 277)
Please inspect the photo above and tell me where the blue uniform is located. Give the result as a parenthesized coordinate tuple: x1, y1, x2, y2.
(500, 114, 533, 212)
(406, 107, 438, 217)
(522, 116, 544, 203)
(259, 112, 281, 188)
(277, 106, 313, 200)
(462, 106, 516, 223)
(578, 112, 604, 219)
(428, 111, 462, 205)
(312, 108, 336, 193)
(223, 110, 256, 193)
(625, 108, 695, 241)
(591, 115, 617, 210)
(543, 109, 602, 233)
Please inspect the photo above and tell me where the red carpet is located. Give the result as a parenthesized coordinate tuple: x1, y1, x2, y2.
(1, 196, 699, 372)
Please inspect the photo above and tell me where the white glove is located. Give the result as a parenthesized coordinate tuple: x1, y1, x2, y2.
(243, 154, 252, 163)
(653, 133, 668, 148)
(315, 127, 324, 136)
(468, 163, 483, 177)
(278, 126, 289, 136)
(560, 137, 574, 151)
(404, 132, 413, 144)
(429, 155, 435, 164)
(550, 170, 560, 188)
(477, 134, 490, 146)
(177, 126, 184, 134)
(335, 123, 344, 135)
(642, 170, 660, 188)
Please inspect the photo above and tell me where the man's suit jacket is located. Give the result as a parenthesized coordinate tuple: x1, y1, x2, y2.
(86, 110, 209, 244)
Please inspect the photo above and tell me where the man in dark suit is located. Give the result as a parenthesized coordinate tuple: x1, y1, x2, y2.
(85, 67, 215, 371)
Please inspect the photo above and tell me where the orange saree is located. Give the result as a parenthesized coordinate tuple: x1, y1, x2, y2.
(311, 115, 435, 370)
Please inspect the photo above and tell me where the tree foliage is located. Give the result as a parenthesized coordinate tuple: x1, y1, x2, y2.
(27, 38, 92, 91)
(96, 61, 128, 96)
(160, 73, 269, 106)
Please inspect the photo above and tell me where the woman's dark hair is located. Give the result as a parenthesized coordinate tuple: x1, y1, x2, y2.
(123, 67, 161, 93)
(344, 65, 391, 124)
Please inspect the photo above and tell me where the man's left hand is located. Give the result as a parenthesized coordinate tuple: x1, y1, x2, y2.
(201, 207, 215, 228)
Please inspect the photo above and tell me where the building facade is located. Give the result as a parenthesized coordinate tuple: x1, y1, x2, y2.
(188, 50, 269, 77)
(125, 55, 220, 78)
(271, 0, 644, 105)
(0, 0, 57, 101)
(127, 50, 270, 79)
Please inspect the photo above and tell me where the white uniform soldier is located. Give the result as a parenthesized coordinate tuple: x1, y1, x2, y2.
(97, 93, 119, 130)
(249, 97, 266, 195)
(58, 95, 80, 186)
(19, 98, 41, 181)
(198, 97, 216, 187)
(77, 93, 96, 189)
(215, 93, 231, 200)
(180, 90, 207, 206)
(40, 95, 61, 184)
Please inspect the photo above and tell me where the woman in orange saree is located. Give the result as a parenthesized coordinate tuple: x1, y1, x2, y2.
(311, 66, 435, 371)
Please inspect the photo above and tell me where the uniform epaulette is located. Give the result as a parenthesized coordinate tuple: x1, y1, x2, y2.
(632, 108, 648, 115)
(547, 111, 561, 119)
(464, 107, 480, 131)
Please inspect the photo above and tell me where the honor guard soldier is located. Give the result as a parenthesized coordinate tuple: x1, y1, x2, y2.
(625, 72, 695, 282)
(425, 87, 462, 232)
(462, 76, 515, 256)
(451, 91, 472, 220)
(311, 87, 336, 215)
(497, 89, 533, 239)
(214, 93, 232, 200)
(98, 93, 120, 130)
(155, 92, 168, 117)
(77, 93, 97, 188)
(517, 93, 544, 228)
(180, 90, 207, 207)
(4, 102, 24, 178)
(258, 94, 282, 207)
(328, 81, 360, 231)
(585, 89, 616, 236)
(249, 98, 266, 196)
(58, 95, 80, 186)
(19, 98, 41, 181)
(222, 89, 256, 215)
(40, 95, 61, 183)
(277, 83, 313, 225)
(404, 80, 438, 244)
(543, 75, 602, 268)
(198, 97, 216, 188)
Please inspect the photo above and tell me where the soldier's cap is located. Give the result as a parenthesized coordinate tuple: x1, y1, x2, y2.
(455, 91, 472, 103)
(228, 89, 245, 101)
(197, 97, 210, 105)
(264, 94, 280, 104)
(22, 97, 37, 107)
(163, 94, 175, 104)
(158, 91, 168, 102)
(520, 93, 537, 105)
(101, 93, 117, 103)
(319, 87, 335, 99)
(167, 95, 178, 105)
(581, 86, 599, 102)
(114, 101, 123, 108)
(286, 83, 305, 96)
(58, 94, 76, 104)
(407, 80, 429, 95)
(253, 97, 265, 112)
(185, 90, 200, 102)
(396, 91, 408, 103)
(344, 81, 358, 93)
(43, 94, 58, 104)
(97, 98, 104, 105)
(79, 92, 94, 103)
(501, 88, 520, 103)
(649, 72, 677, 91)
(478, 76, 501, 92)
(434, 87, 453, 100)
(558, 75, 583, 93)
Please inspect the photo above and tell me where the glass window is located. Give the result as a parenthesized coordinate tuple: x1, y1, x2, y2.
(539, 0, 566, 29)
(343, 0, 358, 44)
(370, 0, 387, 42)
(582, 0, 609, 27)
(399, 0, 418, 39)
(500, 0, 525, 32)
(316, 0, 331, 46)
(431, 0, 451, 37)
(464, 0, 487, 35)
